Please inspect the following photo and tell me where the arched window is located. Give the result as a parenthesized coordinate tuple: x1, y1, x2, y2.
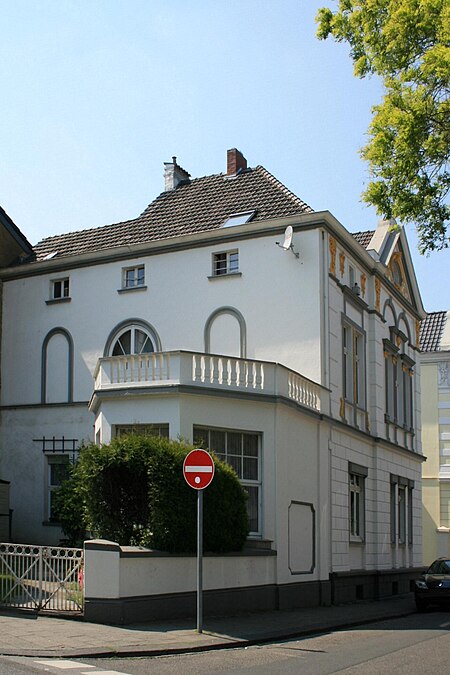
(104, 319, 162, 357)
(111, 325, 154, 356)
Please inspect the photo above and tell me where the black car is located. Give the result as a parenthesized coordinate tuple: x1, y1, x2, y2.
(415, 558, 450, 611)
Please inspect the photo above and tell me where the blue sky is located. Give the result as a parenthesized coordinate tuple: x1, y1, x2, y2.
(1, 0, 448, 311)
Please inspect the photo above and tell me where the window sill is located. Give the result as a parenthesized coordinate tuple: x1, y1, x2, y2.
(208, 272, 242, 281)
(385, 416, 415, 435)
(349, 538, 365, 545)
(45, 297, 71, 305)
(117, 285, 148, 294)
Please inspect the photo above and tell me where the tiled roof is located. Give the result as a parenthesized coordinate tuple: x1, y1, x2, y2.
(33, 166, 313, 261)
(420, 311, 448, 351)
(352, 230, 375, 248)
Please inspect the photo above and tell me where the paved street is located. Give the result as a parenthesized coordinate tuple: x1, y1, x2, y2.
(2, 610, 450, 674)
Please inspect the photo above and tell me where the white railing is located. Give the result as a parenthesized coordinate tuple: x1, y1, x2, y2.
(191, 354, 264, 390)
(94, 351, 327, 413)
(287, 371, 321, 409)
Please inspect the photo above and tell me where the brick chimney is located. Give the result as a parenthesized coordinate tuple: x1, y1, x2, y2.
(227, 148, 247, 176)
(164, 156, 191, 191)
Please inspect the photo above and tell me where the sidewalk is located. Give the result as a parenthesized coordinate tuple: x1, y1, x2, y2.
(0, 594, 416, 659)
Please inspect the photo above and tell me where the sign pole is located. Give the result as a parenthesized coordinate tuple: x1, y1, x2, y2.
(182, 449, 214, 635)
(197, 488, 203, 633)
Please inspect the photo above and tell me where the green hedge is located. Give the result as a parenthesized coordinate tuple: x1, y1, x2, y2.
(55, 435, 249, 553)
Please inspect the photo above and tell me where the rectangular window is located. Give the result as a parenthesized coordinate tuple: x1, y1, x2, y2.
(390, 475, 414, 546)
(123, 265, 145, 288)
(401, 356, 414, 430)
(349, 265, 355, 288)
(47, 455, 70, 521)
(193, 425, 261, 535)
(343, 320, 366, 408)
(408, 484, 414, 546)
(51, 277, 70, 300)
(115, 424, 169, 438)
(212, 250, 239, 276)
(384, 340, 398, 422)
(384, 340, 414, 430)
(349, 462, 367, 541)
(398, 485, 406, 543)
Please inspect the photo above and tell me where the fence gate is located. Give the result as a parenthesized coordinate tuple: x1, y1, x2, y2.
(0, 543, 84, 614)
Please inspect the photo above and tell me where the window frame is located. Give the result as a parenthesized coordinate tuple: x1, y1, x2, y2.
(121, 264, 146, 291)
(383, 337, 415, 431)
(114, 424, 169, 439)
(110, 324, 155, 356)
(46, 454, 71, 522)
(390, 474, 414, 546)
(211, 249, 240, 277)
(193, 425, 261, 536)
(47, 277, 70, 304)
(342, 317, 366, 410)
(349, 462, 367, 543)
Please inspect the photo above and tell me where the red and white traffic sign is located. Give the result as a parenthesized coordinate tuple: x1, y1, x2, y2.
(183, 449, 215, 490)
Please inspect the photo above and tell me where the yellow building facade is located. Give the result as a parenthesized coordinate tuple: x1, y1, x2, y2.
(421, 311, 450, 565)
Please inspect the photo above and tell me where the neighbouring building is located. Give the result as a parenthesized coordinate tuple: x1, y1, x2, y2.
(0, 206, 34, 540)
(421, 311, 450, 564)
(0, 149, 426, 612)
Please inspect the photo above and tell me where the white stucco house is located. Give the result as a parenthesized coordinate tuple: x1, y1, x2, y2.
(0, 149, 426, 614)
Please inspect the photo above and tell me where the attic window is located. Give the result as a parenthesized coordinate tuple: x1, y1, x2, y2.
(43, 252, 58, 260)
(222, 211, 255, 228)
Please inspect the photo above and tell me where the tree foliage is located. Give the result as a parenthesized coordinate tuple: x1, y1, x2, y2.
(316, 0, 449, 253)
(55, 435, 249, 553)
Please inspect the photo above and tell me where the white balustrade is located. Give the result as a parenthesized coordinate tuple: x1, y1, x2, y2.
(94, 351, 325, 414)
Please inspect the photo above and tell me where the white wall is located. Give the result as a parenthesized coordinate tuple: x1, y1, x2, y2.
(83, 541, 277, 599)
(0, 406, 92, 544)
(1, 227, 322, 407)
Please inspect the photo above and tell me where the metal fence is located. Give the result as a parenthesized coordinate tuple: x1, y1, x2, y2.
(0, 543, 84, 614)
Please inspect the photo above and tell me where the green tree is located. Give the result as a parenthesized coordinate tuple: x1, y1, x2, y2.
(316, 0, 449, 253)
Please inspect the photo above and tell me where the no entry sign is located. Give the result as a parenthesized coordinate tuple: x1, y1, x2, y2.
(183, 449, 215, 490)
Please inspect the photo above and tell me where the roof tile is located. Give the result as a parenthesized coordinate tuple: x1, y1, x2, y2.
(33, 166, 313, 261)
(420, 311, 448, 351)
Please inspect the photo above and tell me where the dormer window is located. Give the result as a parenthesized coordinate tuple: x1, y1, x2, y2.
(222, 211, 255, 228)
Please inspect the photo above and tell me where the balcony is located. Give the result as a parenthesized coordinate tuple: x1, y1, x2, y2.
(92, 351, 328, 414)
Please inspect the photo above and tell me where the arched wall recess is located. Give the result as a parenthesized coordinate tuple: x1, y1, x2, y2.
(382, 298, 397, 326)
(204, 306, 247, 358)
(41, 327, 74, 404)
(397, 312, 412, 345)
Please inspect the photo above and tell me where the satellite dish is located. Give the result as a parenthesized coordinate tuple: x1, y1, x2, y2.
(281, 225, 293, 250)
(276, 225, 299, 259)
